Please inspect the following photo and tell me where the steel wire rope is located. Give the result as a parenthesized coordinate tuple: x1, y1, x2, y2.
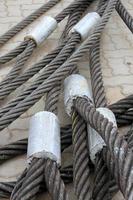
(0, 0, 118, 132)
(0, 0, 93, 98)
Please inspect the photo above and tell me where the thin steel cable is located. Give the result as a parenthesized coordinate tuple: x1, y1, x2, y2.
(0, 40, 36, 91)
(0, 0, 61, 46)
(61, 1, 94, 40)
(0, 40, 29, 64)
(89, 1, 118, 199)
(72, 110, 92, 200)
(0, 0, 117, 131)
(74, 97, 133, 199)
(116, 0, 133, 33)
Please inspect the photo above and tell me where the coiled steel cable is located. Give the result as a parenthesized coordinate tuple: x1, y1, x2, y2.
(0, 0, 118, 132)
(74, 97, 133, 199)
(0, 40, 36, 90)
(116, 0, 133, 33)
(0, 0, 61, 46)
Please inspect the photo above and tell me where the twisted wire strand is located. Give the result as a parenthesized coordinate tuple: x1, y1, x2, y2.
(0, 165, 73, 198)
(109, 94, 133, 126)
(11, 158, 46, 200)
(74, 97, 133, 199)
(61, 0, 94, 40)
(0, 33, 81, 130)
(0, 0, 117, 131)
(0, 0, 61, 46)
(45, 159, 69, 200)
(90, 40, 107, 108)
(116, 0, 133, 33)
(0, 40, 28, 65)
(72, 110, 92, 200)
(89, 1, 119, 199)
(0, 40, 36, 91)
(54, 0, 94, 23)
(0, 40, 67, 107)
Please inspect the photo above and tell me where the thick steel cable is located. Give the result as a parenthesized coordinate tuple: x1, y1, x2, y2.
(116, 0, 133, 33)
(72, 110, 92, 200)
(0, 40, 36, 90)
(45, 158, 69, 200)
(74, 97, 133, 199)
(0, 0, 93, 100)
(0, 0, 61, 46)
(0, 165, 73, 198)
(0, 0, 118, 131)
(0, 40, 29, 65)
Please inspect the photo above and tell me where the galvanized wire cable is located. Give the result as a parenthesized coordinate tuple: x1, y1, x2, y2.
(72, 110, 92, 200)
(116, 0, 133, 33)
(74, 97, 133, 199)
(0, 0, 117, 132)
(0, 0, 61, 46)
(0, 40, 36, 90)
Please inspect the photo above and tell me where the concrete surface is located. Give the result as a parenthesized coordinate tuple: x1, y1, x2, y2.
(0, 0, 133, 199)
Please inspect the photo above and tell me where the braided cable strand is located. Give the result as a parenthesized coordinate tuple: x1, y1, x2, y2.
(74, 97, 133, 199)
(0, 0, 118, 131)
(0, 40, 36, 91)
(0, 0, 61, 46)
(116, 0, 133, 33)
(72, 110, 92, 200)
